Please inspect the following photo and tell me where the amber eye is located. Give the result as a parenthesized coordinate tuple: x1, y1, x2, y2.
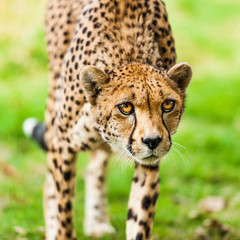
(162, 99, 175, 112)
(118, 102, 134, 115)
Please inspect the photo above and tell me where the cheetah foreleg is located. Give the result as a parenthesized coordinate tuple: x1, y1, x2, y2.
(46, 145, 77, 240)
(44, 171, 58, 240)
(126, 164, 160, 240)
(84, 149, 115, 237)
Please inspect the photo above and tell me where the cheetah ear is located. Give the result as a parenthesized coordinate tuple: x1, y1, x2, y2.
(80, 66, 110, 105)
(167, 62, 192, 91)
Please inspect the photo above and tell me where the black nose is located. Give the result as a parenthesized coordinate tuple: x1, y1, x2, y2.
(142, 136, 162, 150)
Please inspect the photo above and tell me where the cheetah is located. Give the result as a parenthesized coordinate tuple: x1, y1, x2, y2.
(23, 0, 192, 239)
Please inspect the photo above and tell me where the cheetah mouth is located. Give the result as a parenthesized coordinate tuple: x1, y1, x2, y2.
(142, 154, 158, 160)
(141, 154, 160, 164)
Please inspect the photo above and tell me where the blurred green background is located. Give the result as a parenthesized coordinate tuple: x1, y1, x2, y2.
(0, 0, 240, 239)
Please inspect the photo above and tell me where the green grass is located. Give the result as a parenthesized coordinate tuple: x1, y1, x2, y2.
(0, 0, 240, 239)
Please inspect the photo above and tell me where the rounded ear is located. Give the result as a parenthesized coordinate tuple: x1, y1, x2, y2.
(80, 66, 109, 105)
(167, 62, 192, 91)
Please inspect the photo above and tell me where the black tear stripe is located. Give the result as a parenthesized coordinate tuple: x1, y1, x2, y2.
(127, 113, 137, 155)
(146, 83, 152, 118)
(147, 93, 152, 119)
(161, 113, 172, 149)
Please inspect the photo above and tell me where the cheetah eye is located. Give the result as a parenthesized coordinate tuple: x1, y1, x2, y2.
(118, 102, 134, 115)
(162, 99, 175, 113)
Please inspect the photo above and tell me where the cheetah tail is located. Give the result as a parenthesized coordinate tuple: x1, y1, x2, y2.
(23, 118, 48, 151)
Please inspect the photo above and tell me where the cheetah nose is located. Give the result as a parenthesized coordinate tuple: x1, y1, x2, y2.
(142, 136, 162, 150)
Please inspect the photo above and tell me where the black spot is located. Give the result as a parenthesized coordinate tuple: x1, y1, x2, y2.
(68, 147, 75, 154)
(58, 126, 64, 133)
(152, 192, 159, 205)
(63, 188, 70, 197)
(82, 27, 87, 34)
(93, 23, 101, 28)
(151, 177, 160, 189)
(84, 126, 90, 132)
(56, 181, 61, 192)
(141, 179, 146, 187)
(152, 20, 157, 26)
(92, 17, 98, 22)
(89, 137, 97, 142)
(139, 220, 147, 228)
(136, 233, 143, 240)
(66, 201, 72, 211)
(58, 204, 62, 212)
(61, 221, 66, 227)
(127, 208, 137, 221)
(160, 47, 167, 53)
(53, 159, 58, 168)
(75, 62, 78, 70)
(59, 147, 63, 154)
(66, 218, 71, 224)
(142, 196, 152, 210)
(63, 159, 70, 165)
(63, 171, 71, 181)
(133, 176, 138, 183)
(63, 39, 69, 45)
(164, 14, 168, 21)
(154, 6, 160, 12)
(82, 143, 90, 149)
(146, 226, 150, 238)
(98, 176, 105, 182)
(66, 231, 72, 238)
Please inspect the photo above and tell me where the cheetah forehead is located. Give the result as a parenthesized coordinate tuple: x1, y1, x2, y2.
(100, 64, 180, 104)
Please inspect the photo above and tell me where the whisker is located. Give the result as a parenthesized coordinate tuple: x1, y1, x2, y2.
(172, 141, 190, 158)
(171, 145, 190, 168)
(167, 148, 178, 168)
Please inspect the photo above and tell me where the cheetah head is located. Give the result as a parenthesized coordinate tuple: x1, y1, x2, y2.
(80, 63, 192, 166)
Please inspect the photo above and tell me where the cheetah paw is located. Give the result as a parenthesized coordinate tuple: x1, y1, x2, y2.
(84, 221, 116, 237)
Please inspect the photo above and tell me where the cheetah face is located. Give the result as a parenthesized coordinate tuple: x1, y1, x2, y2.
(80, 63, 192, 166)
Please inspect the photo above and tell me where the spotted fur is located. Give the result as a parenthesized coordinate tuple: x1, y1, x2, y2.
(26, 0, 192, 239)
